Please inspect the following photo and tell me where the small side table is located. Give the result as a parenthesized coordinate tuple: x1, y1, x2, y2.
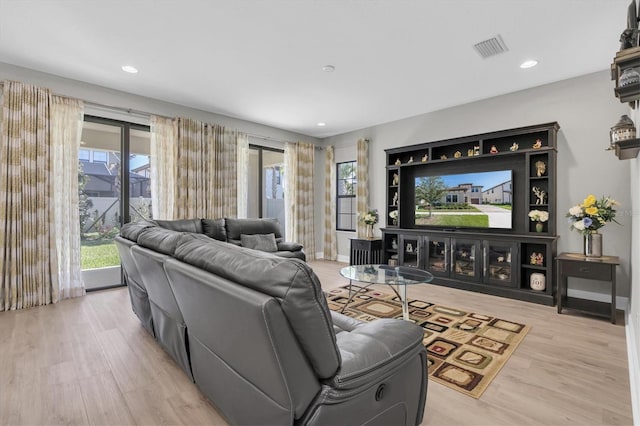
(349, 238, 383, 265)
(556, 252, 620, 324)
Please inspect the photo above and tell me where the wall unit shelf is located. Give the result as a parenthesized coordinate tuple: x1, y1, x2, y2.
(382, 122, 559, 305)
(611, 47, 640, 105)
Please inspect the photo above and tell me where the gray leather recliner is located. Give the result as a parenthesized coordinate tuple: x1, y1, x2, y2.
(164, 233, 428, 425)
(114, 220, 157, 336)
(131, 227, 193, 382)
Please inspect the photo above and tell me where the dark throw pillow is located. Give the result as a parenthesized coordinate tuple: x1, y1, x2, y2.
(240, 233, 278, 252)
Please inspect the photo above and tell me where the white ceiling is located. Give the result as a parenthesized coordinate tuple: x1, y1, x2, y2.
(0, 0, 630, 138)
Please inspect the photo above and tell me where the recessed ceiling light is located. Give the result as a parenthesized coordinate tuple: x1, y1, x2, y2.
(520, 60, 538, 69)
(121, 65, 139, 74)
(317, 122, 326, 127)
(321, 65, 335, 72)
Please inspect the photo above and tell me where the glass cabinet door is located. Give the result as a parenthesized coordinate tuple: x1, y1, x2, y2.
(483, 240, 519, 287)
(451, 238, 481, 281)
(399, 235, 422, 268)
(425, 236, 450, 278)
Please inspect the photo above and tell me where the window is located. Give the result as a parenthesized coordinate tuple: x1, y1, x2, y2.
(92, 150, 108, 163)
(79, 149, 90, 162)
(337, 161, 357, 231)
(247, 145, 285, 235)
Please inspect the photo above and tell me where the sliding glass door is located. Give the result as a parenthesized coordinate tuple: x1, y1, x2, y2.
(79, 117, 150, 290)
(247, 145, 285, 234)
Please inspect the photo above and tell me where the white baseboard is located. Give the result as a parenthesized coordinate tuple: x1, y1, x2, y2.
(627, 311, 640, 426)
(566, 288, 629, 311)
(313, 253, 349, 264)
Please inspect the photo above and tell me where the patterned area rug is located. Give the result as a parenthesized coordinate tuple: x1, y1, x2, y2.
(325, 285, 531, 399)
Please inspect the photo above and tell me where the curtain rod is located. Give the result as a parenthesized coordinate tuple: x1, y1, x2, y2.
(84, 100, 161, 120)
(246, 132, 324, 149)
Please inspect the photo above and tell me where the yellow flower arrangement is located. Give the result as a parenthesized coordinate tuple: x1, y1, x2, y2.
(566, 194, 619, 235)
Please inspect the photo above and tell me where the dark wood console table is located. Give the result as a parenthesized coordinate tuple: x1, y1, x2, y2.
(556, 252, 620, 324)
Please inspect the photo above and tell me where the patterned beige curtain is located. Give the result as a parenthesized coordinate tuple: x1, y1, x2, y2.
(236, 132, 250, 218)
(210, 126, 238, 218)
(0, 81, 58, 310)
(285, 142, 316, 261)
(356, 138, 370, 238)
(174, 117, 237, 219)
(150, 115, 177, 220)
(51, 96, 85, 300)
(323, 145, 337, 260)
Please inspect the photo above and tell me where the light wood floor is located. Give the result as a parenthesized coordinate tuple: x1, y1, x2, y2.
(0, 260, 633, 425)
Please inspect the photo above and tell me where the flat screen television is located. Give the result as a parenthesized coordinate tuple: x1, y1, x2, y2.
(413, 169, 513, 229)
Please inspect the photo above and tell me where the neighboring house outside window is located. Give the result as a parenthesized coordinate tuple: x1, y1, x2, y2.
(337, 161, 357, 231)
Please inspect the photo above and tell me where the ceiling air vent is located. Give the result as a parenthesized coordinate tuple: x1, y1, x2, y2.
(473, 35, 508, 59)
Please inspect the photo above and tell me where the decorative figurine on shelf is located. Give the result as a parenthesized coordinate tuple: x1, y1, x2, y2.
(532, 139, 542, 149)
(474, 146, 480, 156)
(406, 243, 413, 253)
(497, 256, 505, 263)
(535, 160, 546, 177)
(536, 253, 544, 265)
(619, 68, 640, 87)
(467, 148, 474, 157)
(395, 158, 401, 166)
(507, 252, 511, 263)
(392, 192, 398, 206)
(509, 142, 519, 152)
(532, 186, 547, 205)
(421, 153, 428, 162)
(620, 0, 639, 50)
(489, 145, 498, 154)
(454, 151, 462, 158)
(440, 154, 447, 160)
(408, 156, 414, 164)
(530, 252, 538, 265)
(392, 173, 399, 186)
(391, 238, 398, 249)
(610, 114, 637, 144)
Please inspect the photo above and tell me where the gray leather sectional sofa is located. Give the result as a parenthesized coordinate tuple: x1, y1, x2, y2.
(115, 219, 428, 425)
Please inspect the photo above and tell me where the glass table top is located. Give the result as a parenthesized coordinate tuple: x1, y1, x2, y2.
(340, 264, 434, 286)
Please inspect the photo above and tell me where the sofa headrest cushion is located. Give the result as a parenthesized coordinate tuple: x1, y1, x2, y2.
(225, 218, 283, 241)
(119, 220, 158, 242)
(174, 234, 340, 379)
(202, 218, 227, 241)
(156, 219, 203, 234)
(137, 227, 184, 256)
(241, 233, 278, 252)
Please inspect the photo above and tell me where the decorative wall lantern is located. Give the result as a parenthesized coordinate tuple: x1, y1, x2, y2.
(608, 114, 640, 159)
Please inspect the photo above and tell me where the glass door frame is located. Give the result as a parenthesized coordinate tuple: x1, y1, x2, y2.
(249, 144, 285, 220)
(83, 115, 150, 291)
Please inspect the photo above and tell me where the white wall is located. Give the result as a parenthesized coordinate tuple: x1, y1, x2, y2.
(322, 70, 633, 299)
(0, 61, 321, 148)
(627, 111, 640, 422)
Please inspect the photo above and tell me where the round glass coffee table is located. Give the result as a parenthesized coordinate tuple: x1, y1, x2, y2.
(339, 264, 434, 321)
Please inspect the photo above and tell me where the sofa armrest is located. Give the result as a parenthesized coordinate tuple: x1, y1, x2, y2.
(328, 319, 425, 390)
(277, 241, 303, 252)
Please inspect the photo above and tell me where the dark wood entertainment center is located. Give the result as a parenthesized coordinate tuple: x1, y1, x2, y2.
(382, 122, 559, 305)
